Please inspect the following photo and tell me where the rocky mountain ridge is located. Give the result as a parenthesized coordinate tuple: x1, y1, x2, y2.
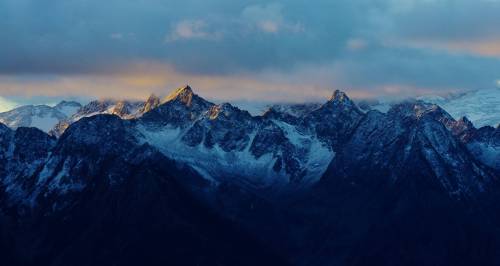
(0, 86, 499, 265)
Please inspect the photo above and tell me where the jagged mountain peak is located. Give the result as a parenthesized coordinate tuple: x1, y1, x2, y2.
(457, 116, 472, 125)
(111, 101, 133, 117)
(446, 116, 476, 142)
(387, 101, 473, 140)
(300, 90, 364, 148)
(208, 103, 230, 120)
(74, 98, 145, 119)
(139, 86, 213, 128)
(146, 93, 161, 104)
(207, 103, 251, 120)
(49, 98, 148, 137)
(146, 93, 160, 100)
(323, 90, 361, 113)
(140, 93, 161, 113)
(262, 107, 287, 120)
(164, 85, 195, 105)
(159, 85, 214, 113)
(82, 99, 115, 111)
(329, 89, 350, 102)
(413, 102, 446, 118)
(388, 101, 452, 121)
(454, 116, 475, 131)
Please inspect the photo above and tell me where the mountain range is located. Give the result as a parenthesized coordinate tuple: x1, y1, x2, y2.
(0, 85, 499, 266)
(0, 101, 81, 132)
(359, 88, 500, 128)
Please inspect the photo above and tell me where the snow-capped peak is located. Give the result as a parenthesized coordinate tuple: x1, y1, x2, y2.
(0, 102, 82, 133)
(364, 88, 500, 127)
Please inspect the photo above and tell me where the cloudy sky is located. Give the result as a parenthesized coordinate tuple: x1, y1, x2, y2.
(1, 0, 500, 109)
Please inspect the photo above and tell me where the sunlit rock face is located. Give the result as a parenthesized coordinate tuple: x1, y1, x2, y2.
(50, 97, 152, 137)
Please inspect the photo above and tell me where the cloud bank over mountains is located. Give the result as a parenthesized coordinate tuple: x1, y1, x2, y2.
(1, 0, 500, 102)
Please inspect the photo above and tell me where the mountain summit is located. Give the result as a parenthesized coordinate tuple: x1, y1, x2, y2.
(140, 93, 161, 113)
(164, 85, 195, 105)
(329, 89, 350, 102)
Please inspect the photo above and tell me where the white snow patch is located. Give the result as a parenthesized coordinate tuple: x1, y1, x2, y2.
(272, 120, 308, 146)
(136, 125, 290, 188)
(303, 138, 335, 184)
(421, 89, 500, 127)
(272, 119, 335, 184)
(137, 121, 334, 188)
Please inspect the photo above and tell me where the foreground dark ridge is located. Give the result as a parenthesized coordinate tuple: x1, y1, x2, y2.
(0, 86, 499, 266)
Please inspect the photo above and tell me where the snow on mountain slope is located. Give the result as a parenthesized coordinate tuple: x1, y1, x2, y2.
(137, 125, 288, 187)
(54, 100, 82, 116)
(358, 88, 500, 128)
(137, 123, 333, 188)
(50, 97, 156, 137)
(70, 99, 145, 121)
(2, 85, 494, 193)
(0, 115, 287, 266)
(136, 86, 334, 189)
(0, 101, 82, 132)
(418, 89, 500, 127)
(0, 86, 498, 199)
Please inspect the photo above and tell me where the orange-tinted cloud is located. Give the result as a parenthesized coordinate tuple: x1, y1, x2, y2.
(0, 58, 486, 104)
(0, 62, 337, 103)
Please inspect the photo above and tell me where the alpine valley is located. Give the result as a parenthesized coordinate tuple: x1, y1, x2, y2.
(1, 85, 499, 266)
